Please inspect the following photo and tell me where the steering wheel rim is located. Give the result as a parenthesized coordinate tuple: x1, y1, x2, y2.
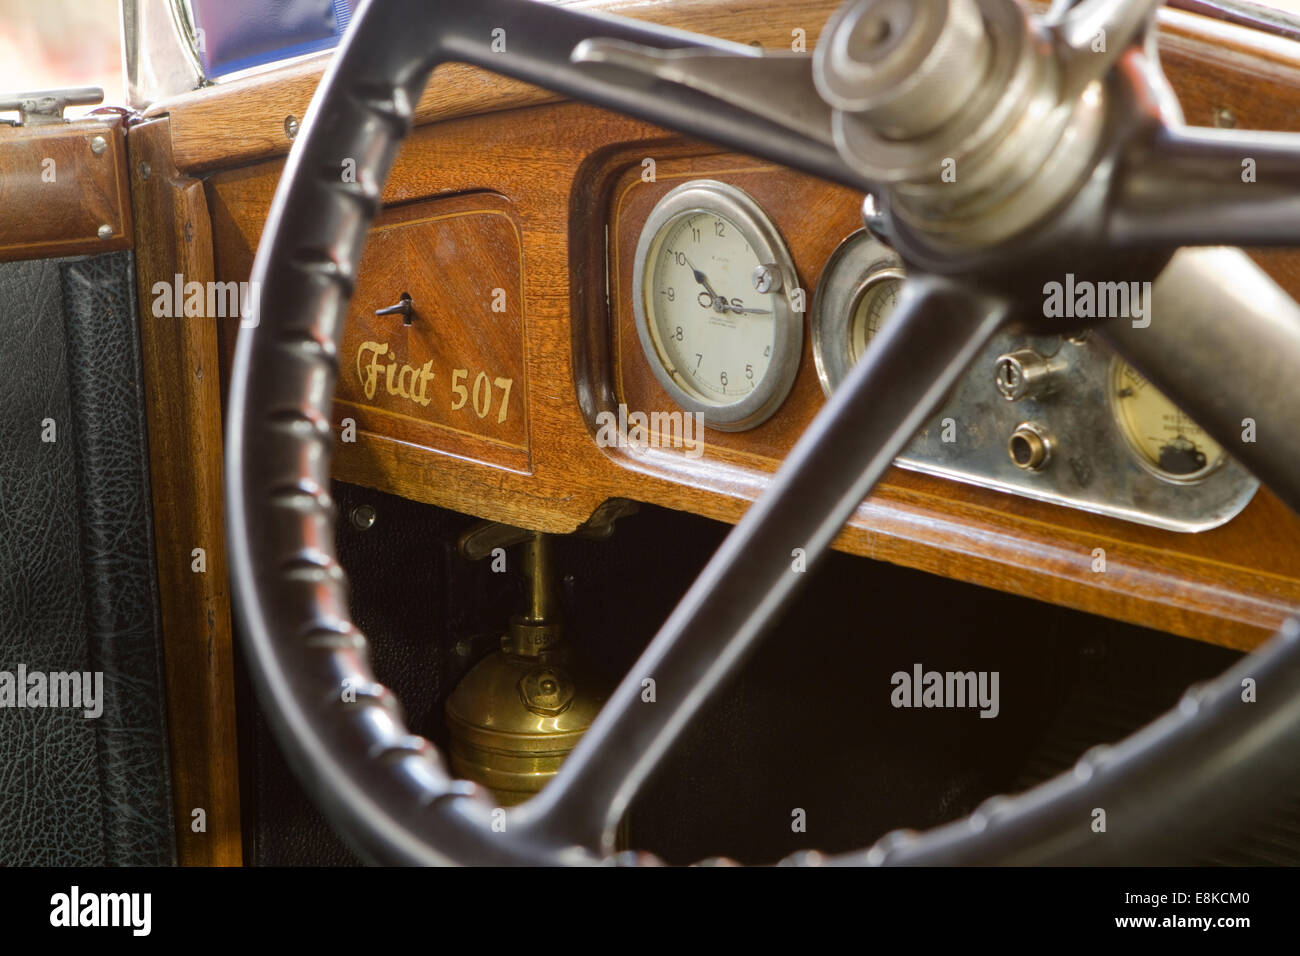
(226, 0, 1300, 865)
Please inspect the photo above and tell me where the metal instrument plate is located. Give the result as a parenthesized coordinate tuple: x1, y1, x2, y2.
(898, 332, 1259, 532)
(812, 231, 1259, 533)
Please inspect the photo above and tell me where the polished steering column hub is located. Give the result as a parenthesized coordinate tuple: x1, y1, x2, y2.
(816, 0, 1108, 249)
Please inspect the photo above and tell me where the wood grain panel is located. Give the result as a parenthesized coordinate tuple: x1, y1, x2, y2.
(0, 116, 132, 262)
(205, 88, 1300, 653)
(194, 5, 1300, 652)
(336, 195, 530, 471)
(206, 184, 531, 470)
(145, 0, 843, 174)
(128, 117, 242, 866)
(145, 1, 1300, 176)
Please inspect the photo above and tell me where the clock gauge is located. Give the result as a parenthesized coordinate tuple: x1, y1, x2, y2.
(632, 180, 801, 431)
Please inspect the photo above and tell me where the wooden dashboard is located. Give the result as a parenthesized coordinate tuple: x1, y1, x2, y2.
(125, 0, 1300, 862)
(201, 94, 1300, 646)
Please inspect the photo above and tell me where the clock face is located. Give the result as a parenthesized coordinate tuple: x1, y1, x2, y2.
(644, 210, 777, 404)
(632, 181, 801, 431)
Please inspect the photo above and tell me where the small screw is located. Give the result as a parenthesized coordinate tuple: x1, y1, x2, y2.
(454, 640, 471, 657)
(1213, 108, 1236, 129)
(138, 160, 151, 179)
(349, 504, 376, 530)
(284, 115, 300, 139)
(90, 135, 107, 155)
(752, 263, 782, 294)
(97, 224, 113, 240)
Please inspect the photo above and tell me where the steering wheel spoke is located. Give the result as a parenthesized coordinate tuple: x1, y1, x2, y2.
(434, 0, 874, 192)
(1050, 0, 1163, 95)
(1097, 247, 1300, 513)
(515, 279, 1009, 854)
(1111, 125, 1300, 247)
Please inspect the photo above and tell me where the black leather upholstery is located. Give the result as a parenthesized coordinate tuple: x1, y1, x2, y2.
(0, 257, 105, 864)
(0, 251, 175, 866)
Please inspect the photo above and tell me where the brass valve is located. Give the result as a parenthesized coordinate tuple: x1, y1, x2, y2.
(444, 502, 635, 805)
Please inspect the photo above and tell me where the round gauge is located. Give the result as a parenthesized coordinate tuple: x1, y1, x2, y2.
(848, 270, 905, 363)
(1110, 360, 1225, 482)
(632, 180, 801, 431)
(811, 229, 905, 396)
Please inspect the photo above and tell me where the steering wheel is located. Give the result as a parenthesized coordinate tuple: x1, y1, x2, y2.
(226, 0, 1300, 865)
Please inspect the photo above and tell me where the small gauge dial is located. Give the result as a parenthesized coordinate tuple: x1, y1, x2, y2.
(632, 181, 800, 431)
(848, 271, 905, 362)
(810, 230, 906, 397)
(1110, 360, 1225, 482)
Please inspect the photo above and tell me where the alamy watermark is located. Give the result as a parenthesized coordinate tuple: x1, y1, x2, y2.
(1043, 274, 1152, 328)
(594, 403, 706, 459)
(151, 273, 260, 326)
(0, 665, 103, 718)
(891, 663, 1000, 718)
(50, 886, 150, 936)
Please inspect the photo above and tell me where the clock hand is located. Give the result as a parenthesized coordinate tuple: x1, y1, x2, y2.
(684, 256, 727, 312)
(683, 258, 772, 315)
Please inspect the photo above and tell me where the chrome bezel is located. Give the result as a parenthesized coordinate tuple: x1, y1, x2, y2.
(632, 180, 801, 432)
(810, 228, 905, 397)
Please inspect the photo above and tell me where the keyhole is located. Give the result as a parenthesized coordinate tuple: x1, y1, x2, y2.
(1000, 360, 1021, 389)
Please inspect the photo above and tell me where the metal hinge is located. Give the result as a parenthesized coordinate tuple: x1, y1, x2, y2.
(0, 87, 104, 126)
